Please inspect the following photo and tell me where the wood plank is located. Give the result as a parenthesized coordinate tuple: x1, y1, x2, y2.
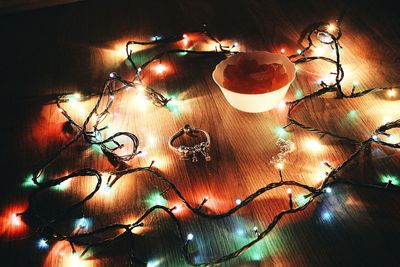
(2, 1, 399, 266)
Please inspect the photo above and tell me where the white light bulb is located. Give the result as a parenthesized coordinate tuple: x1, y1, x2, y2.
(187, 233, 194, 240)
(147, 135, 157, 146)
(277, 100, 286, 110)
(276, 162, 284, 170)
(387, 89, 396, 97)
(235, 199, 242, 205)
(305, 139, 323, 152)
(11, 213, 21, 226)
(325, 187, 332, 193)
(37, 238, 49, 249)
(154, 63, 167, 74)
(73, 93, 81, 100)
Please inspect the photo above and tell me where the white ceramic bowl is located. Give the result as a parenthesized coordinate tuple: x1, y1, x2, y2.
(212, 51, 296, 113)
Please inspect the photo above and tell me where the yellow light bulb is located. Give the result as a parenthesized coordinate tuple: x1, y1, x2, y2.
(74, 93, 81, 99)
(69, 253, 86, 267)
(276, 162, 284, 170)
(305, 138, 323, 152)
(387, 89, 396, 97)
(327, 24, 336, 32)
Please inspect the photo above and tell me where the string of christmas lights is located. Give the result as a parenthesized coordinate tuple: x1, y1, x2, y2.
(10, 19, 400, 267)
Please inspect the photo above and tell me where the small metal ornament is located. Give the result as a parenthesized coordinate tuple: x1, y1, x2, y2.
(169, 124, 211, 162)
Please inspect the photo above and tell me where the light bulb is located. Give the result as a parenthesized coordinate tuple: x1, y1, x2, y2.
(171, 204, 182, 213)
(187, 233, 194, 240)
(136, 84, 145, 92)
(73, 93, 81, 99)
(77, 217, 89, 229)
(277, 100, 286, 110)
(70, 253, 85, 267)
(235, 199, 242, 205)
(101, 183, 111, 194)
(325, 187, 332, 193)
(321, 211, 332, 221)
(182, 34, 189, 46)
(147, 260, 161, 267)
(276, 162, 284, 170)
(305, 139, 323, 152)
(147, 135, 157, 146)
(11, 213, 21, 226)
(280, 48, 286, 54)
(37, 238, 49, 249)
(154, 63, 167, 75)
(387, 89, 396, 97)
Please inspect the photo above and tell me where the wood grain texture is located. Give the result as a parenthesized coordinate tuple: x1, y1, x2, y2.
(1, 0, 400, 266)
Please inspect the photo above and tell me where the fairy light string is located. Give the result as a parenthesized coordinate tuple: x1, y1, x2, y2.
(13, 19, 400, 267)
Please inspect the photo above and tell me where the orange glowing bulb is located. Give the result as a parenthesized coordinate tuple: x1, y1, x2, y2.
(280, 48, 286, 54)
(154, 63, 167, 75)
(387, 89, 396, 97)
(11, 213, 21, 226)
(182, 34, 189, 46)
(327, 24, 336, 32)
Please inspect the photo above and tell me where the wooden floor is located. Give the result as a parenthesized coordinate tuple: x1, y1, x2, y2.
(1, 0, 400, 266)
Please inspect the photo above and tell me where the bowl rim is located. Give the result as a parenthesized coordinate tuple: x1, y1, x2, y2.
(212, 51, 296, 96)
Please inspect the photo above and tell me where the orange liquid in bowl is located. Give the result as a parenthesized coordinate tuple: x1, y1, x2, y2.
(223, 58, 289, 94)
